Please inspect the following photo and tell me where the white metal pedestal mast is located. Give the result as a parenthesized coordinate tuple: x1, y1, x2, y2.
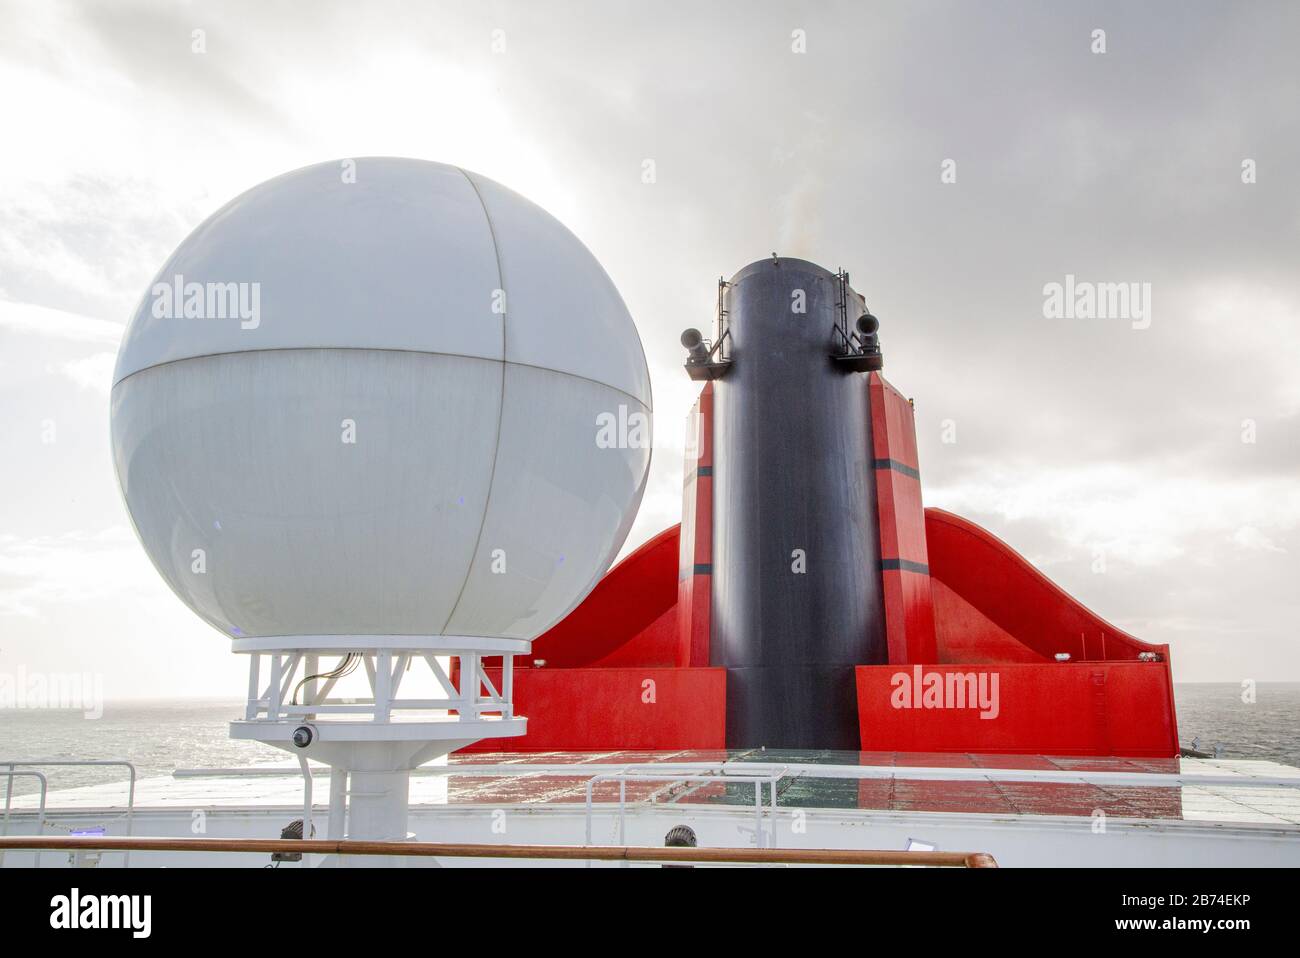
(230, 636, 527, 865)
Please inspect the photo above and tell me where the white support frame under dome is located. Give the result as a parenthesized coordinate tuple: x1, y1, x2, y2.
(228, 639, 527, 743)
(228, 639, 529, 862)
(239, 649, 515, 725)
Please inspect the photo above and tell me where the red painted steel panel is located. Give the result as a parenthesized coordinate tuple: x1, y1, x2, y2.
(877, 376, 922, 468)
(526, 524, 680, 669)
(584, 606, 679, 668)
(931, 579, 1046, 664)
(925, 508, 1167, 662)
(855, 663, 1179, 757)
(464, 667, 727, 752)
(676, 383, 713, 667)
(868, 374, 937, 664)
(896, 569, 938, 658)
(885, 470, 929, 565)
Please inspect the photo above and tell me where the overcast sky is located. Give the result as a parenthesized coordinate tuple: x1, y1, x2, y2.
(1, 0, 1297, 698)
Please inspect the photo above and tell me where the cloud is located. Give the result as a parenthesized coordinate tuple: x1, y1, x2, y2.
(0, 527, 146, 619)
(1232, 526, 1286, 554)
(0, 299, 122, 346)
(60, 351, 117, 394)
(928, 461, 1300, 569)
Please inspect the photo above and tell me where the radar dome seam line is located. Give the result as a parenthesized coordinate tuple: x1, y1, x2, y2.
(437, 167, 509, 637)
(109, 346, 649, 409)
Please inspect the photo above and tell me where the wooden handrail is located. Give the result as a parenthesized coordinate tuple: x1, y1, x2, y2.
(0, 835, 996, 867)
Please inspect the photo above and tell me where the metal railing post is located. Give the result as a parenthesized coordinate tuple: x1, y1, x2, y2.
(298, 755, 313, 868)
(0, 761, 136, 867)
(0, 770, 47, 868)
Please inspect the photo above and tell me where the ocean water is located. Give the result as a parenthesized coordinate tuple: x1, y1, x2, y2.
(1, 699, 280, 799)
(1, 685, 1297, 799)
(1172, 682, 1300, 767)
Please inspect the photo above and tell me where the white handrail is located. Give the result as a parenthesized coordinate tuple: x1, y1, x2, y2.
(172, 759, 1300, 790)
(583, 766, 784, 865)
(0, 760, 137, 866)
(1, 769, 48, 868)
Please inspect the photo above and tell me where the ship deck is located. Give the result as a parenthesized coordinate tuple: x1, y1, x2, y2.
(5, 751, 1300, 867)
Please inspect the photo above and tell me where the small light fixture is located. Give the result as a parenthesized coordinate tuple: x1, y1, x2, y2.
(857, 311, 880, 346)
(680, 328, 710, 364)
(1054, 653, 1071, 662)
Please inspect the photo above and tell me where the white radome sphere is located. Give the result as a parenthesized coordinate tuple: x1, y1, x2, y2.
(111, 158, 651, 643)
